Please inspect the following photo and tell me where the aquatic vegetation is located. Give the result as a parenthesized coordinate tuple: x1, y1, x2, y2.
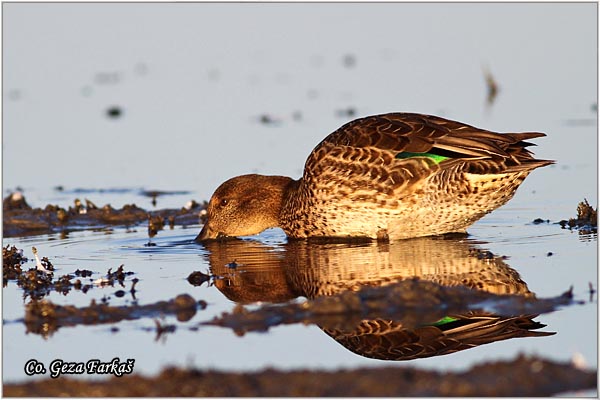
(560, 198, 597, 234)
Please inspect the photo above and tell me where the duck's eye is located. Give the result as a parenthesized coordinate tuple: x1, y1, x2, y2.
(219, 199, 228, 207)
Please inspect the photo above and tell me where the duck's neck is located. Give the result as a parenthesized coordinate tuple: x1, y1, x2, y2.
(278, 177, 303, 226)
(253, 175, 300, 229)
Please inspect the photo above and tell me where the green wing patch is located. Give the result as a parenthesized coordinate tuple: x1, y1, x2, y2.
(430, 316, 460, 327)
(396, 152, 450, 164)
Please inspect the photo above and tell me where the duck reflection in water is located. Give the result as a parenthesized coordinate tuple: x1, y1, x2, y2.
(201, 236, 554, 361)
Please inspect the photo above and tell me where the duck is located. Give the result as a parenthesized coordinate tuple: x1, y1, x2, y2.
(322, 314, 554, 361)
(195, 113, 552, 242)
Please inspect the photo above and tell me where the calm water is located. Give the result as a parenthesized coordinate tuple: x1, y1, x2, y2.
(2, 2, 597, 392)
(2, 194, 598, 383)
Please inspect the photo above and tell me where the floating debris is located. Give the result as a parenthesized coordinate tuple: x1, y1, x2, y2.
(74, 269, 93, 278)
(187, 271, 212, 287)
(483, 66, 500, 106)
(16, 269, 54, 300)
(31, 247, 53, 274)
(106, 106, 123, 119)
(258, 114, 282, 125)
(152, 318, 177, 342)
(106, 264, 135, 287)
(93, 277, 111, 287)
(559, 198, 597, 234)
(3, 245, 27, 285)
(532, 218, 549, 224)
(130, 278, 139, 299)
(335, 107, 356, 118)
(342, 53, 357, 68)
(73, 198, 85, 214)
(147, 214, 165, 238)
(139, 189, 193, 208)
(576, 199, 597, 223)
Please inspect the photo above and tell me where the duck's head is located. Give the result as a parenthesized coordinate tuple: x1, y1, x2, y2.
(195, 174, 294, 242)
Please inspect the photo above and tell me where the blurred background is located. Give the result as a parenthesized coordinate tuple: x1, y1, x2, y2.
(3, 2, 597, 206)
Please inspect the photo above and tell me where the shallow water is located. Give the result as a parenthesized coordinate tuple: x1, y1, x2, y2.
(2, 186, 597, 384)
(2, 2, 597, 394)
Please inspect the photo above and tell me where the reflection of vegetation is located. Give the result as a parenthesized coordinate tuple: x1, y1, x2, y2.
(23, 294, 200, 339)
(202, 237, 570, 361)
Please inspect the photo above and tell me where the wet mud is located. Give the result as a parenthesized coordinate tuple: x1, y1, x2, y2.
(3, 354, 595, 396)
(3, 192, 205, 238)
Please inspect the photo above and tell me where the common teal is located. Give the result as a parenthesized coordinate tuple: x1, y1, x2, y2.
(196, 113, 552, 241)
(323, 314, 554, 361)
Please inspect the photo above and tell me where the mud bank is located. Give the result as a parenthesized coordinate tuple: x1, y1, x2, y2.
(3, 192, 205, 238)
(3, 354, 596, 397)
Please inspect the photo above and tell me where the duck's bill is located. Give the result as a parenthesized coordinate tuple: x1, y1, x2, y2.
(195, 224, 216, 242)
(195, 224, 228, 242)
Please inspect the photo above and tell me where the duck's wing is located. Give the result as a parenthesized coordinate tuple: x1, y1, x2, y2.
(323, 314, 554, 361)
(317, 113, 549, 161)
(304, 113, 552, 188)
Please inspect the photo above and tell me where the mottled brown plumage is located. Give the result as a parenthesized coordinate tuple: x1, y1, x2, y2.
(201, 238, 553, 361)
(322, 314, 554, 361)
(196, 113, 552, 241)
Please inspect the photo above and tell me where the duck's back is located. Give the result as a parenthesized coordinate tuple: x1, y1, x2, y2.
(280, 113, 552, 240)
